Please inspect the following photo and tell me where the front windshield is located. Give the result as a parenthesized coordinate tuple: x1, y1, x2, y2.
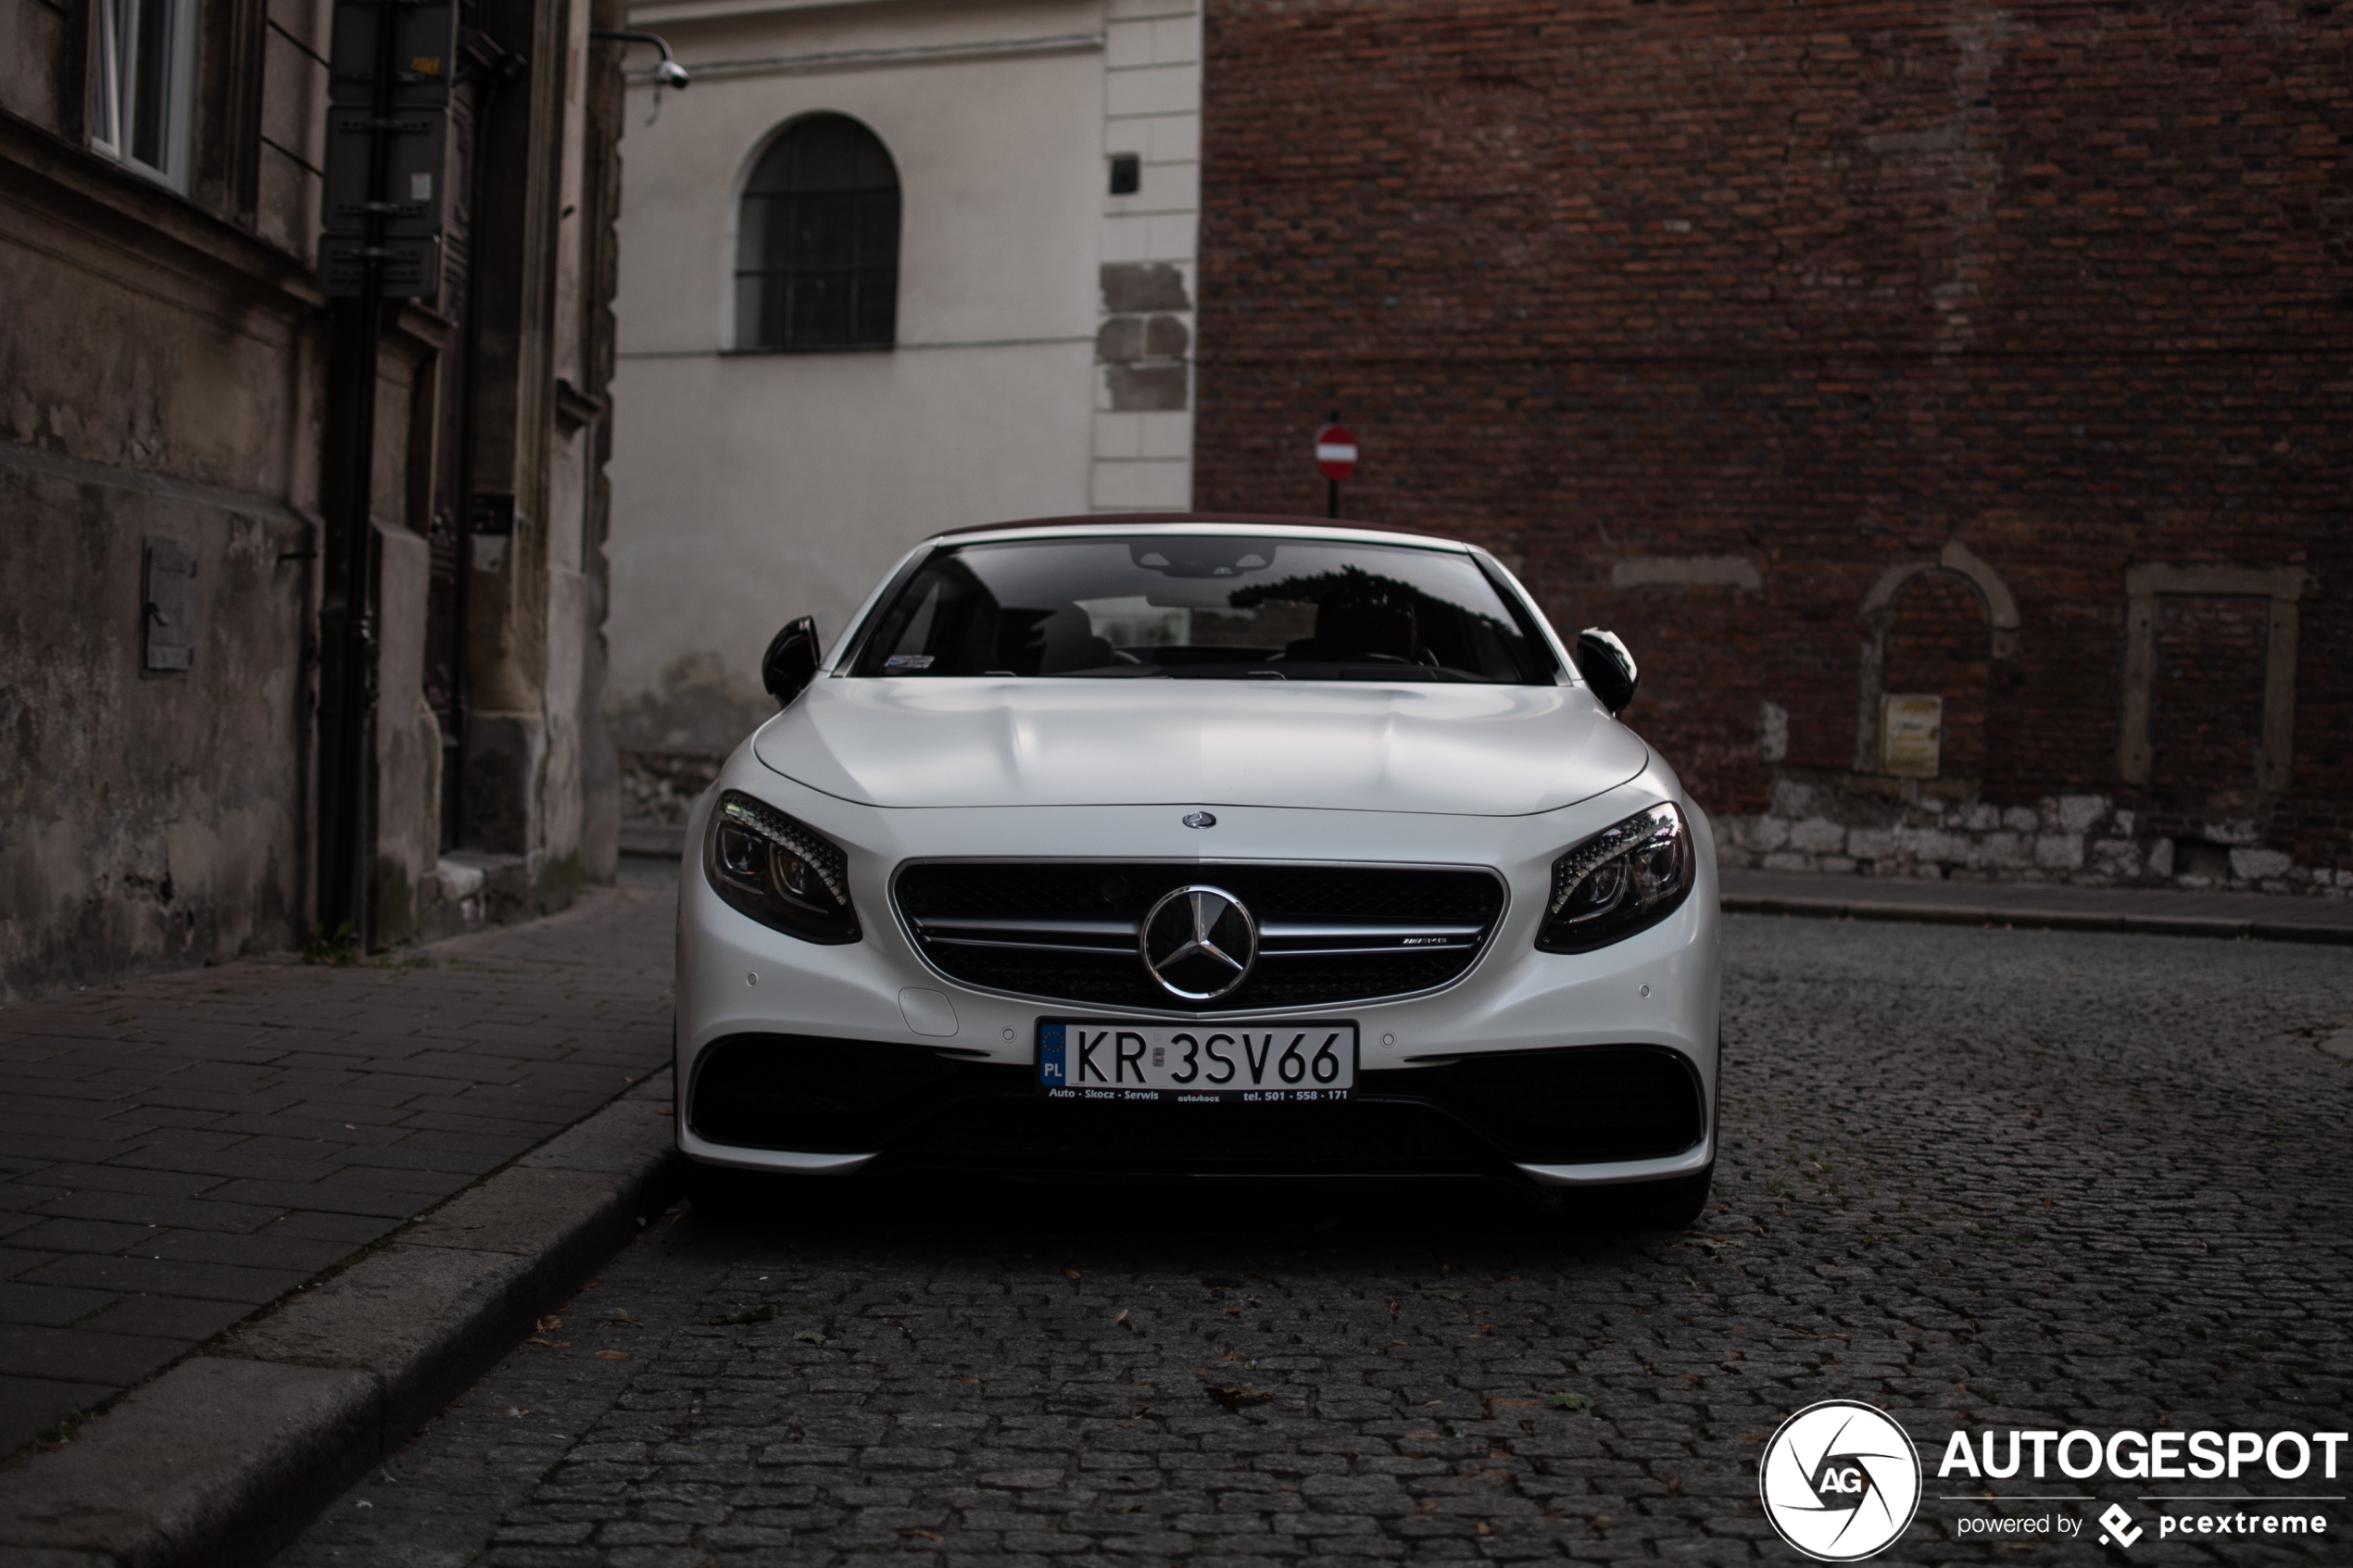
(849, 535, 1554, 684)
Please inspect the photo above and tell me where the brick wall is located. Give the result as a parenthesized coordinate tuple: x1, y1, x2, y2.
(1194, 0, 2350, 888)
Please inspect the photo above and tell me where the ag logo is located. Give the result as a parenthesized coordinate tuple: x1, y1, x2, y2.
(1758, 1400, 1922, 1562)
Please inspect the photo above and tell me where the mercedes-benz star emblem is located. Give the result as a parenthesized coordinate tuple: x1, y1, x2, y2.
(1182, 811, 1216, 829)
(1139, 884, 1258, 1002)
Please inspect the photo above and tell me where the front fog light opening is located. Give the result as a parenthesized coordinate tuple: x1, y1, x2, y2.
(1536, 801, 1692, 954)
(706, 791, 862, 944)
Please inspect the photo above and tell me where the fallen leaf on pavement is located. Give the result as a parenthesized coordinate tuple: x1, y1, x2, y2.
(705, 1306, 776, 1326)
(596, 1349, 631, 1361)
(794, 1330, 827, 1345)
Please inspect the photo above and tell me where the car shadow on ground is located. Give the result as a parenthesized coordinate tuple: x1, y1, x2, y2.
(671, 1170, 1694, 1283)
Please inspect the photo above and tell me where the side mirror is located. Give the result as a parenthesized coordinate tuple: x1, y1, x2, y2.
(1573, 627, 1639, 716)
(761, 616, 823, 708)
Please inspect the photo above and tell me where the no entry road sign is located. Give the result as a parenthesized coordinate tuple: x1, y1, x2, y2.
(1315, 424, 1357, 481)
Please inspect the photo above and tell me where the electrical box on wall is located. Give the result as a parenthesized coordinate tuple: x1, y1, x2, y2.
(142, 537, 195, 673)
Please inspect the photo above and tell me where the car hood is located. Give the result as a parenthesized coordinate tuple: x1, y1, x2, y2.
(751, 678, 1648, 816)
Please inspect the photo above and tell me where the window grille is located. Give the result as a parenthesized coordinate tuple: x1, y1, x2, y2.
(736, 114, 900, 350)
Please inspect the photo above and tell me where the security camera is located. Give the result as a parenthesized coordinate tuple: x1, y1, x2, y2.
(655, 57, 690, 90)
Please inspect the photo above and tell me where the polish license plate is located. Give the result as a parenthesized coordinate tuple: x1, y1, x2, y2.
(1037, 1021, 1357, 1103)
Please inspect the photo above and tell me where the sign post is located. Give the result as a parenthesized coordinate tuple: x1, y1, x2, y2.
(1314, 418, 1357, 519)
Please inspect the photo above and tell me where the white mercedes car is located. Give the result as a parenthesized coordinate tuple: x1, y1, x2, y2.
(674, 515, 1721, 1225)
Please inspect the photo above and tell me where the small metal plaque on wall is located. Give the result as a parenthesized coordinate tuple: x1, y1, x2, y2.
(1880, 693, 1943, 777)
(142, 538, 195, 673)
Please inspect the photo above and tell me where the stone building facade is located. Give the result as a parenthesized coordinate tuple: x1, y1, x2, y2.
(1, 0, 630, 998)
(601, 0, 1204, 816)
(1192, 0, 2349, 895)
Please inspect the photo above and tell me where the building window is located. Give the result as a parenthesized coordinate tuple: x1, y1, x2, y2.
(91, 0, 195, 189)
(736, 114, 900, 351)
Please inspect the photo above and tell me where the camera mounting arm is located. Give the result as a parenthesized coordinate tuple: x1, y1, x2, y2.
(591, 30, 689, 89)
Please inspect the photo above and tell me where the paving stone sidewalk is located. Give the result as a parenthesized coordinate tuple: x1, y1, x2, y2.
(0, 868, 678, 1455)
(1720, 866, 2353, 937)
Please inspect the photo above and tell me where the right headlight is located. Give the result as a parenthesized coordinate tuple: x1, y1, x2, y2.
(1535, 801, 1692, 953)
(704, 791, 862, 945)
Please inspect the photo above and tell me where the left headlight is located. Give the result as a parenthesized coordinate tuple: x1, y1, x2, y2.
(1535, 801, 1692, 953)
(704, 790, 862, 945)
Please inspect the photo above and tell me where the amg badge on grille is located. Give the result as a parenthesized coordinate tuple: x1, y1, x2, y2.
(1182, 810, 1216, 829)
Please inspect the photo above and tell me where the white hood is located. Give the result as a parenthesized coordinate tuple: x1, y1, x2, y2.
(752, 678, 1648, 816)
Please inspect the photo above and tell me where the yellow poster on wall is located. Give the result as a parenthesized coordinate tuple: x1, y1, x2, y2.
(1881, 693, 1944, 778)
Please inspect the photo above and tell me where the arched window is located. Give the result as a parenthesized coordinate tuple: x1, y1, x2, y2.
(736, 114, 900, 350)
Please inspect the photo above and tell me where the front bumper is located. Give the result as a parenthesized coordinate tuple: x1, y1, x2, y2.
(674, 752, 1723, 1186)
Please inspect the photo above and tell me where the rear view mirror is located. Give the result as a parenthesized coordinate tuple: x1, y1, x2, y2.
(761, 616, 822, 708)
(1573, 627, 1639, 716)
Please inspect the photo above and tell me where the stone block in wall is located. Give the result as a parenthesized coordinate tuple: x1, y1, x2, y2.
(2230, 847, 2292, 881)
(1979, 832, 2030, 870)
(464, 714, 546, 856)
(1104, 364, 1189, 410)
(1769, 779, 1819, 819)
(1789, 817, 1844, 854)
(1101, 262, 1190, 312)
(2056, 795, 2110, 834)
(1951, 801, 2001, 832)
(2090, 839, 2143, 878)
(2148, 838, 2176, 878)
(2033, 834, 2085, 872)
(1733, 816, 1790, 853)
(1905, 828, 1971, 867)
(1761, 851, 1812, 872)
(1846, 827, 1895, 861)
(2001, 807, 2038, 834)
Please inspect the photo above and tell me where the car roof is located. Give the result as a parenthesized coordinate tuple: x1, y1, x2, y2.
(926, 511, 1474, 554)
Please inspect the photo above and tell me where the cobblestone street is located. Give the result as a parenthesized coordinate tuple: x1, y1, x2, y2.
(280, 917, 2352, 1566)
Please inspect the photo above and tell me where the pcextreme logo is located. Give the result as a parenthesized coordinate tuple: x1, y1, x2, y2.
(1759, 1400, 1924, 1562)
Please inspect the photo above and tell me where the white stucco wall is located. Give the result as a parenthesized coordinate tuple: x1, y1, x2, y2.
(607, 0, 1187, 757)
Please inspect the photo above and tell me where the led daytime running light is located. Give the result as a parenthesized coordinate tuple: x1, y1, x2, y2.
(1549, 806, 1680, 919)
(720, 796, 850, 909)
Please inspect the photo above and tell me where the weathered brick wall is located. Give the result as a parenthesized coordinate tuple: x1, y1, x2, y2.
(1195, 0, 2350, 886)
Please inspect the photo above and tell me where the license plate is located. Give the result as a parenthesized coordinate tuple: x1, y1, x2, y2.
(1037, 1021, 1357, 1103)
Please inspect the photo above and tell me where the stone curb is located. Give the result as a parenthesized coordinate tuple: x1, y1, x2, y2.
(0, 1073, 681, 1568)
(1722, 894, 2353, 945)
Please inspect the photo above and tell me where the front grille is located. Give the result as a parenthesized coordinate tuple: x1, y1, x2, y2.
(892, 859, 1505, 1011)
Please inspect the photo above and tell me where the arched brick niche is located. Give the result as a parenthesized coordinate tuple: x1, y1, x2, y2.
(1852, 540, 2020, 779)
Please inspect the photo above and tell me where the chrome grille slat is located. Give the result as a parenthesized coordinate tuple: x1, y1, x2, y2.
(894, 859, 1505, 1011)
